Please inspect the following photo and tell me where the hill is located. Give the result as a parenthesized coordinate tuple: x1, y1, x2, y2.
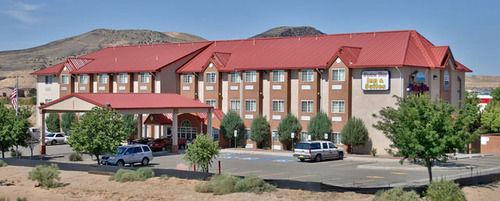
(251, 26, 324, 38)
(465, 75, 500, 91)
(163, 32, 206, 42)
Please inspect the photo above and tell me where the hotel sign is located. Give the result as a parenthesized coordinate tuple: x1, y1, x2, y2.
(362, 71, 390, 91)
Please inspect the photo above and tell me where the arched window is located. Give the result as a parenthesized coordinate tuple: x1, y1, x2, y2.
(444, 71, 450, 91)
(181, 120, 191, 127)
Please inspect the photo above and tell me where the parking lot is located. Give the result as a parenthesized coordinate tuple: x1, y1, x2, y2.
(7, 144, 500, 188)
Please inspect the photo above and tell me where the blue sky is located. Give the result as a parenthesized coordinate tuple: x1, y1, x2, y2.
(0, 0, 499, 75)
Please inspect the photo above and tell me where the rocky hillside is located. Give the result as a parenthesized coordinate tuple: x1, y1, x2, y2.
(466, 75, 500, 91)
(251, 26, 324, 38)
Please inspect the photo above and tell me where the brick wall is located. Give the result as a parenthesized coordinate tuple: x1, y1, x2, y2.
(480, 134, 500, 154)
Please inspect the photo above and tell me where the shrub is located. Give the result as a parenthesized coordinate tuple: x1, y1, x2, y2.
(28, 164, 60, 188)
(10, 149, 22, 157)
(184, 134, 220, 172)
(0, 196, 26, 201)
(46, 113, 60, 133)
(235, 176, 276, 194)
(110, 168, 154, 182)
(160, 174, 169, 180)
(220, 111, 244, 146)
(195, 174, 276, 195)
(69, 153, 83, 161)
(425, 180, 466, 201)
(250, 116, 270, 148)
(373, 187, 421, 201)
(371, 148, 377, 157)
(307, 112, 331, 141)
(0, 160, 7, 167)
(341, 117, 368, 153)
(277, 114, 302, 150)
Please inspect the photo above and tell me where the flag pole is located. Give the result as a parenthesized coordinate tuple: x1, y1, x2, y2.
(15, 75, 18, 116)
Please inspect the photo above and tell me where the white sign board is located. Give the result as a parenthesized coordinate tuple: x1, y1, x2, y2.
(324, 133, 328, 140)
(362, 71, 390, 91)
(481, 137, 490, 145)
(291, 132, 295, 138)
(234, 130, 238, 137)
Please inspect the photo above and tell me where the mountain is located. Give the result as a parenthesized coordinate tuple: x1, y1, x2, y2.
(163, 32, 206, 42)
(251, 26, 324, 38)
(465, 75, 500, 91)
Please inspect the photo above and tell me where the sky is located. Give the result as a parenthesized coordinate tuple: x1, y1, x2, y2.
(0, 0, 499, 75)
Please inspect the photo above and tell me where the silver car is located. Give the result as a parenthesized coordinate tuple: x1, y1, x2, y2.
(44, 133, 67, 145)
(293, 141, 344, 162)
(101, 145, 153, 166)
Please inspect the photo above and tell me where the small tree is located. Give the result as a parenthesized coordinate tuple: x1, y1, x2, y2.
(0, 106, 15, 158)
(341, 117, 368, 153)
(220, 111, 244, 147)
(481, 101, 500, 133)
(184, 134, 220, 172)
(307, 112, 331, 141)
(491, 87, 500, 101)
(69, 107, 130, 165)
(278, 114, 302, 150)
(250, 116, 270, 148)
(373, 95, 474, 183)
(122, 114, 137, 139)
(60, 113, 77, 134)
(46, 113, 60, 132)
(10, 107, 31, 158)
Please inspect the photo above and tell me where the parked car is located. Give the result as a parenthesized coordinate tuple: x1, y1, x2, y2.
(149, 138, 168, 151)
(101, 145, 153, 166)
(131, 138, 154, 145)
(44, 133, 67, 145)
(293, 141, 344, 162)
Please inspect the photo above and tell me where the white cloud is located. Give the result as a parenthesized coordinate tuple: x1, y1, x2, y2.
(2, 1, 43, 24)
(19, 3, 42, 11)
(4, 10, 38, 24)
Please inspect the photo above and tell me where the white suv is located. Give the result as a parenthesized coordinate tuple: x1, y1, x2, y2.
(293, 141, 344, 162)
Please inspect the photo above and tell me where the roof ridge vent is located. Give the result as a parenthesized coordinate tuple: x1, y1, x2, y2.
(156, 56, 159, 61)
(253, 39, 256, 46)
(114, 57, 117, 63)
(373, 32, 376, 37)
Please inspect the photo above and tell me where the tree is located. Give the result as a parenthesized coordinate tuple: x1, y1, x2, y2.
(341, 117, 368, 153)
(0, 106, 15, 158)
(61, 113, 77, 134)
(220, 111, 244, 146)
(122, 114, 137, 139)
(307, 112, 331, 141)
(69, 107, 130, 165)
(373, 95, 473, 183)
(277, 114, 302, 150)
(46, 113, 60, 132)
(10, 107, 31, 158)
(491, 87, 500, 101)
(184, 133, 220, 172)
(454, 92, 482, 152)
(481, 101, 500, 133)
(250, 116, 270, 148)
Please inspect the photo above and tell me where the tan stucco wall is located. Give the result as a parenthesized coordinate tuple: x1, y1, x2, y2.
(36, 75, 60, 127)
(320, 71, 329, 113)
(429, 69, 441, 101)
(262, 72, 270, 120)
(221, 73, 229, 114)
(290, 70, 299, 116)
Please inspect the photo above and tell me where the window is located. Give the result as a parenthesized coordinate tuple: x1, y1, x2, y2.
(245, 99, 256, 112)
(272, 70, 284, 82)
(245, 129, 251, 140)
(45, 75, 53, 84)
(310, 143, 321, 149)
(61, 75, 69, 84)
(212, 128, 220, 140)
(142, 146, 151, 152)
(230, 72, 241, 83)
(322, 142, 328, 149)
(183, 74, 193, 83)
(178, 127, 197, 139)
(301, 132, 310, 142)
(79, 74, 89, 84)
(230, 100, 240, 111)
(205, 99, 216, 109)
(245, 71, 256, 82)
(206, 72, 216, 83)
(331, 100, 345, 113)
(331, 132, 342, 144)
(140, 72, 150, 83)
(328, 142, 336, 149)
(332, 68, 345, 81)
(444, 70, 450, 91)
(119, 73, 128, 84)
(98, 73, 108, 84)
(272, 100, 284, 112)
(272, 130, 279, 142)
(301, 70, 314, 82)
(181, 120, 191, 127)
(301, 100, 314, 113)
(133, 147, 143, 153)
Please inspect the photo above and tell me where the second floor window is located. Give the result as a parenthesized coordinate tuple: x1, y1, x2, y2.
(45, 75, 53, 84)
(206, 72, 216, 83)
(98, 74, 108, 84)
(272, 70, 284, 82)
(183, 74, 192, 83)
(140, 72, 150, 83)
(119, 73, 128, 84)
(230, 100, 240, 111)
(301, 70, 314, 82)
(245, 100, 256, 112)
(332, 68, 345, 81)
(79, 74, 89, 84)
(230, 72, 241, 83)
(272, 100, 284, 112)
(205, 99, 216, 109)
(301, 100, 314, 113)
(444, 70, 450, 91)
(245, 71, 256, 82)
(61, 75, 69, 84)
(331, 100, 345, 113)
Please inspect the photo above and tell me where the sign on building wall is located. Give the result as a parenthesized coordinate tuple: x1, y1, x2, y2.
(362, 71, 390, 91)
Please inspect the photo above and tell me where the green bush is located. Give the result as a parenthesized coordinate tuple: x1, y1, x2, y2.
(425, 180, 466, 201)
(10, 150, 22, 157)
(195, 174, 276, 195)
(371, 148, 377, 157)
(373, 187, 421, 201)
(69, 153, 83, 161)
(341, 117, 368, 153)
(160, 174, 169, 180)
(110, 168, 154, 182)
(235, 176, 276, 194)
(28, 164, 60, 188)
(0, 160, 7, 167)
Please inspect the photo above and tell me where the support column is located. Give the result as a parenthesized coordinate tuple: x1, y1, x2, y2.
(207, 108, 213, 136)
(163, 125, 167, 138)
(137, 114, 142, 139)
(172, 109, 179, 153)
(40, 111, 46, 155)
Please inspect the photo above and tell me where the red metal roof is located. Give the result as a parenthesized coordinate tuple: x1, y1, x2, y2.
(39, 93, 213, 110)
(30, 62, 65, 75)
(456, 61, 472, 72)
(144, 114, 173, 125)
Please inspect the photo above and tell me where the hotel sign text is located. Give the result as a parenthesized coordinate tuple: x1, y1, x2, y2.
(362, 71, 390, 91)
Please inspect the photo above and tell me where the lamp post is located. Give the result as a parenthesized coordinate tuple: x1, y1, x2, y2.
(233, 130, 237, 149)
(291, 132, 295, 151)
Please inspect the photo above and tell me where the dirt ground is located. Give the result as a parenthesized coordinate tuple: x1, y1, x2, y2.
(0, 166, 498, 201)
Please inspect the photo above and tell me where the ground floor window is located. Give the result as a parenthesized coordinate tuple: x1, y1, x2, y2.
(245, 129, 251, 140)
(272, 130, 279, 142)
(212, 128, 219, 140)
(331, 132, 342, 144)
(300, 132, 310, 142)
(178, 127, 197, 139)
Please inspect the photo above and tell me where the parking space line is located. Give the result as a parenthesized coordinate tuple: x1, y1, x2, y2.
(366, 176, 384, 179)
(391, 172, 408, 175)
(288, 175, 313, 180)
